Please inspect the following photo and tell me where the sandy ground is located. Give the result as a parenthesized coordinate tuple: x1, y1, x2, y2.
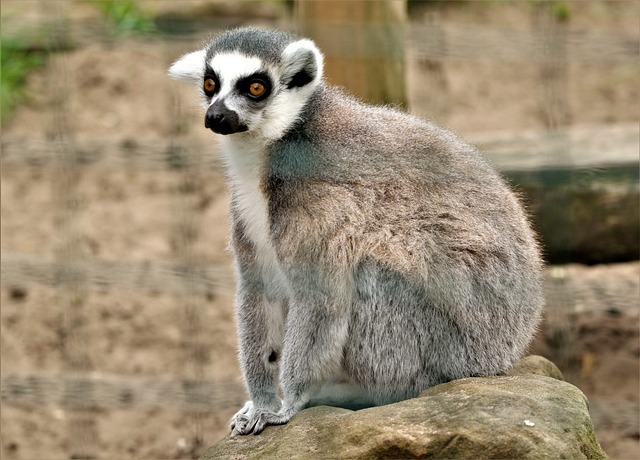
(1, 1, 639, 459)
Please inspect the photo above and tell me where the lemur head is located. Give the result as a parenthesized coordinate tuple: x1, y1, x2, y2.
(169, 27, 324, 141)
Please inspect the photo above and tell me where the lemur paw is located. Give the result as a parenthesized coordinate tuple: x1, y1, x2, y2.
(230, 401, 254, 436)
(252, 408, 292, 435)
(230, 402, 292, 436)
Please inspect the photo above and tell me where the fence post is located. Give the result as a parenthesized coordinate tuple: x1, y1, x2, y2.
(410, 8, 449, 121)
(296, 0, 408, 108)
(47, 1, 99, 457)
(534, 1, 571, 130)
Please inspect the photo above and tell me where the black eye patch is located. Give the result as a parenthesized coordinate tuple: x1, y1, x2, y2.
(203, 66, 220, 98)
(236, 72, 272, 101)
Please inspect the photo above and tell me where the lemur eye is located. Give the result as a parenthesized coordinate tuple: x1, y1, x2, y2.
(238, 75, 270, 100)
(204, 78, 216, 95)
(248, 81, 266, 97)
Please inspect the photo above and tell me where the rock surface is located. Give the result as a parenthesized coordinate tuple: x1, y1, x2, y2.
(200, 356, 606, 459)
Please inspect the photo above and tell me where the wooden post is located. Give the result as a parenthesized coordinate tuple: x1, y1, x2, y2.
(296, 0, 408, 108)
(46, 1, 99, 457)
(410, 8, 449, 122)
(534, 1, 571, 130)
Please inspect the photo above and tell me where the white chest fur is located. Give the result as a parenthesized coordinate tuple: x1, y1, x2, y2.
(219, 136, 281, 273)
(220, 135, 289, 346)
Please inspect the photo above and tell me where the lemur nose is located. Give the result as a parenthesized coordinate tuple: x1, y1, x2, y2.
(204, 100, 247, 135)
(204, 109, 225, 129)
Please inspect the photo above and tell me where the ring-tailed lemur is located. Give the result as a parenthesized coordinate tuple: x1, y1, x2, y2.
(169, 27, 544, 436)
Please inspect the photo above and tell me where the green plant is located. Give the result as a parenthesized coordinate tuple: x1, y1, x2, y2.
(0, 35, 46, 123)
(87, 0, 156, 36)
(551, 1, 571, 22)
(531, 0, 572, 22)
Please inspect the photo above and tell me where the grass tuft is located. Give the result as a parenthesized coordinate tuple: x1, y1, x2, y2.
(1, 35, 47, 123)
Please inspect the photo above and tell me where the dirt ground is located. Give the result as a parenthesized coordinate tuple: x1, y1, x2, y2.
(1, 1, 639, 459)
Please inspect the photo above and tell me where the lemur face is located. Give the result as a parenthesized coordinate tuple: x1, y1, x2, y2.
(169, 28, 324, 141)
(202, 52, 276, 136)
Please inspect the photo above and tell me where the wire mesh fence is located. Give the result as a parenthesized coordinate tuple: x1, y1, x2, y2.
(1, 1, 638, 458)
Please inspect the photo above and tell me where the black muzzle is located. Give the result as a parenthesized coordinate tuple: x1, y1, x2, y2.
(205, 100, 248, 135)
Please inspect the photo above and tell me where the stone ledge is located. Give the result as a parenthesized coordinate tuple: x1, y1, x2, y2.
(200, 355, 606, 459)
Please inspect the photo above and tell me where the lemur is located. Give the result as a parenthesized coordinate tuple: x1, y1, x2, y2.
(169, 27, 544, 436)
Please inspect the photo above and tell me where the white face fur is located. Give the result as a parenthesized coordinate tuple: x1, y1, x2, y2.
(168, 37, 324, 143)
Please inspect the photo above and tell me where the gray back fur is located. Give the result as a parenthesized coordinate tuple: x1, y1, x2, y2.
(265, 86, 544, 395)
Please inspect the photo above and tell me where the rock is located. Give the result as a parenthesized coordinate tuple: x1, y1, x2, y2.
(505, 354, 565, 380)
(200, 356, 607, 459)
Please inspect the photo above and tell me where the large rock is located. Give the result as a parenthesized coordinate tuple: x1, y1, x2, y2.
(200, 356, 607, 459)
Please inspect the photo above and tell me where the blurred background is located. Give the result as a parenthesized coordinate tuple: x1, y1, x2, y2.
(1, 0, 638, 458)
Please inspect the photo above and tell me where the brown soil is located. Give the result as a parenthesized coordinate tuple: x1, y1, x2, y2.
(1, 1, 638, 459)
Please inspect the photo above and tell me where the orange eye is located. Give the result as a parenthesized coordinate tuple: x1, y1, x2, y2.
(204, 78, 216, 94)
(249, 81, 266, 97)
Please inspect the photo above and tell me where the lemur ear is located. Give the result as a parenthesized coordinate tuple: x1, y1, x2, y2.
(281, 39, 324, 89)
(168, 49, 206, 83)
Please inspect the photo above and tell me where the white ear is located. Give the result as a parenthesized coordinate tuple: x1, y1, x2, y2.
(281, 39, 324, 89)
(168, 49, 206, 83)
